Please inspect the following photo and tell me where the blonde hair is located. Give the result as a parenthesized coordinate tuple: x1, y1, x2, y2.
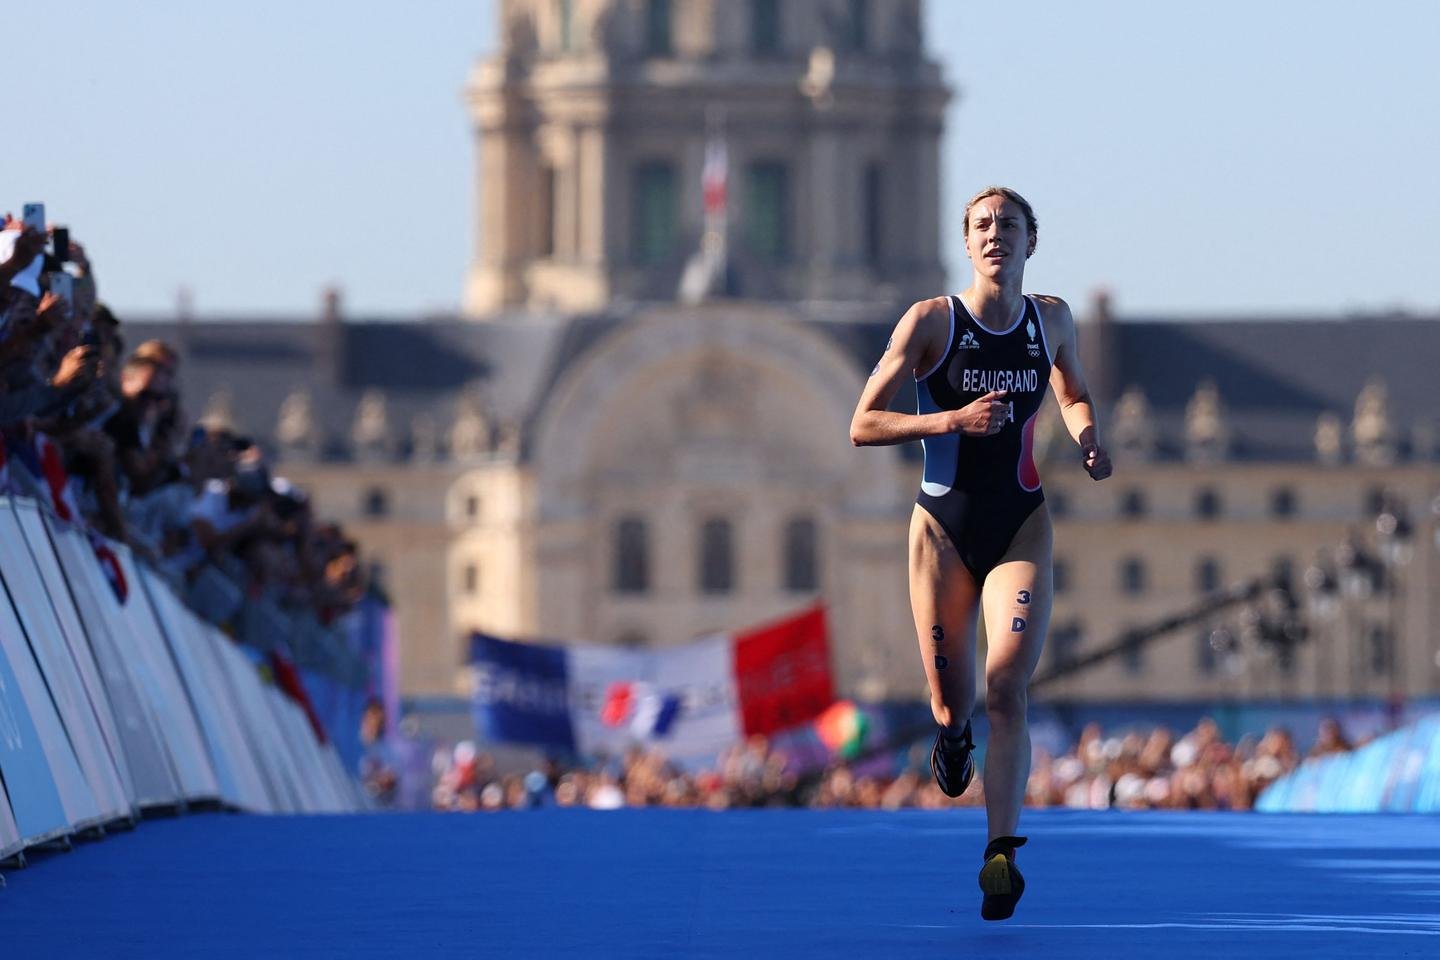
(963, 186, 1038, 255)
(134, 339, 179, 369)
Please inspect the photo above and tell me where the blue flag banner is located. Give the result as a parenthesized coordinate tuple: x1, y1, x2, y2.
(469, 634, 575, 752)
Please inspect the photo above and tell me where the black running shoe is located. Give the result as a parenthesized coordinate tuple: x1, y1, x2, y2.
(978, 836, 1027, 921)
(929, 722, 975, 798)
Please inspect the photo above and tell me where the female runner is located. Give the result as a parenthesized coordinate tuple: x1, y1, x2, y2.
(850, 186, 1112, 920)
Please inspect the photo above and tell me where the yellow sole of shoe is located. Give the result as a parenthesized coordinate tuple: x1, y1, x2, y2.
(979, 854, 1013, 895)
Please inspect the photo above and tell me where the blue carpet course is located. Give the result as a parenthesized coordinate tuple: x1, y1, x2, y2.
(3, 809, 1439, 958)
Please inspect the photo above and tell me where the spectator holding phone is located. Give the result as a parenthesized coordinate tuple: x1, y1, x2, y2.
(5, 202, 378, 625)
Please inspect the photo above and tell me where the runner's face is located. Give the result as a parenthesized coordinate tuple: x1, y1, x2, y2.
(965, 196, 1031, 283)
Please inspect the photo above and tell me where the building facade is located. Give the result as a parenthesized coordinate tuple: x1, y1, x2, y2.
(465, 0, 945, 312)
(131, 0, 1440, 709)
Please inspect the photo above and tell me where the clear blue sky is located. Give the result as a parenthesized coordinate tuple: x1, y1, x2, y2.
(8, 1, 1438, 319)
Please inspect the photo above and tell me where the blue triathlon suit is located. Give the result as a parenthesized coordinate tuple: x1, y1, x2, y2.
(915, 295, 1054, 582)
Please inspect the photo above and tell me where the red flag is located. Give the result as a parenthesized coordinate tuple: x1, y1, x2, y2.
(35, 432, 79, 522)
(731, 604, 833, 736)
(270, 651, 328, 744)
(702, 137, 728, 217)
(87, 531, 129, 605)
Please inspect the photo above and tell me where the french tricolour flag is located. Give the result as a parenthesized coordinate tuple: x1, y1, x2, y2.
(470, 605, 832, 761)
(702, 137, 728, 217)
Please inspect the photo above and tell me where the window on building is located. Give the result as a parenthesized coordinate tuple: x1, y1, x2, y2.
(538, 165, 557, 257)
(744, 161, 790, 262)
(462, 563, 479, 596)
(1368, 625, 1392, 675)
(1121, 557, 1146, 596)
(613, 517, 649, 594)
(1196, 556, 1221, 594)
(1196, 629, 1218, 676)
(1277, 641, 1298, 676)
(633, 161, 678, 263)
(1195, 487, 1222, 520)
(465, 494, 481, 521)
(1270, 486, 1296, 519)
(614, 631, 648, 649)
(1052, 557, 1070, 595)
(863, 163, 883, 266)
(644, 0, 672, 54)
(847, 0, 869, 50)
(783, 517, 819, 592)
(363, 487, 389, 518)
(1271, 555, 1295, 590)
(699, 518, 734, 594)
(558, 0, 575, 52)
(1121, 627, 1146, 675)
(1119, 488, 1146, 519)
(751, 0, 781, 53)
(1049, 621, 1082, 671)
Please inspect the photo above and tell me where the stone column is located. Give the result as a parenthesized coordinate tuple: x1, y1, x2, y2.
(579, 123, 608, 266)
(556, 126, 581, 262)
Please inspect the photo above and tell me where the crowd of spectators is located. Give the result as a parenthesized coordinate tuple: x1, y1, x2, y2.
(406, 717, 1358, 814)
(1, 210, 367, 622)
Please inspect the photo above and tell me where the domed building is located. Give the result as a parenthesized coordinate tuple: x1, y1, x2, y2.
(130, 0, 1440, 720)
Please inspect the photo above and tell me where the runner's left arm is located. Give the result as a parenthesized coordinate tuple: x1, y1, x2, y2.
(1039, 296, 1112, 481)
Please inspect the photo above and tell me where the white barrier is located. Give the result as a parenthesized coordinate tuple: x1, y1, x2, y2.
(103, 546, 220, 802)
(1, 779, 21, 861)
(138, 567, 274, 813)
(45, 517, 183, 807)
(0, 590, 72, 848)
(0, 493, 365, 865)
(0, 521, 100, 834)
(11, 504, 138, 809)
(223, 644, 308, 813)
(1, 503, 130, 826)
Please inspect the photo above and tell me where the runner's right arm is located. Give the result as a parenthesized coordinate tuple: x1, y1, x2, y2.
(849, 298, 1009, 446)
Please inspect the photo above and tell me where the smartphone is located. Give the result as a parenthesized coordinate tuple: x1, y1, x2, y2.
(48, 271, 75, 318)
(52, 226, 70, 263)
(22, 203, 45, 232)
